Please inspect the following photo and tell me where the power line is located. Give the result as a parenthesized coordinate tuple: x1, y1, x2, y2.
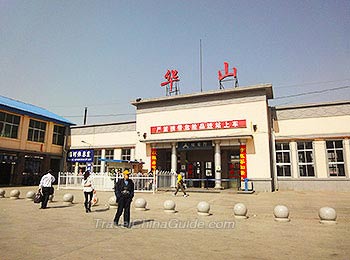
(62, 86, 349, 116)
(63, 113, 135, 118)
(46, 79, 350, 109)
(274, 85, 350, 100)
(48, 101, 126, 109)
(276, 79, 350, 89)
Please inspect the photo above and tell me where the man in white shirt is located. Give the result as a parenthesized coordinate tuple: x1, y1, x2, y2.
(38, 170, 55, 209)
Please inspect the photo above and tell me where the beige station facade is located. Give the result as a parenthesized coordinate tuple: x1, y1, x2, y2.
(70, 84, 350, 192)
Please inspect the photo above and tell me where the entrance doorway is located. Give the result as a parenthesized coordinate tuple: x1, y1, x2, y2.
(187, 161, 214, 188)
(224, 147, 241, 189)
(23, 156, 43, 185)
(50, 158, 61, 181)
(0, 163, 12, 185)
(179, 149, 215, 188)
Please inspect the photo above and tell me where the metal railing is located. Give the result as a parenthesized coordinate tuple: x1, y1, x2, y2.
(58, 172, 157, 193)
(156, 170, 174, 188)
(57, 171, 247, 192)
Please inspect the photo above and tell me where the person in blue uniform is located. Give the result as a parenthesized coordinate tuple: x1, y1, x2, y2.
(114, 170, 134, 228)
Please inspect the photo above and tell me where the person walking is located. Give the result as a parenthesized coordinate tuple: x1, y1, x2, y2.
(38, 170, 55, 209)
(82, 170, 94, 213)
(114, 170, 134, 228)
(174, 171, 188, 197)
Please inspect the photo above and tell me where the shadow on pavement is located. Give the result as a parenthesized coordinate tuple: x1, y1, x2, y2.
(94, 207, 110, 212)
(47, 205, 73, 209)
(132, 219, 155, 226)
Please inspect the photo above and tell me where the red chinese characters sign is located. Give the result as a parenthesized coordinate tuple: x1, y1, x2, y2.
(240, 144, 247, 179)
(151, 120, 246, 134)
(218, 62, 237, 81)
(150, 148, 157, 170)
(160, 70, 179, 92)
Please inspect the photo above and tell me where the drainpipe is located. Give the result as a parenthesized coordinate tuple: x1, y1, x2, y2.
(271, 130, 278, 191)
(269, 106, 278, 192)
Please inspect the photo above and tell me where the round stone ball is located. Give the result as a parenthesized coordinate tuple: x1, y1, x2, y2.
(318, 207, 337, 224)
(26, 191, 35, 200)
(273, 205, 290, 222)
(197, 201, 210, 216)
(134, 198, 147, 211)
(108, 196, 118, 208)
(163, 200, 176, 212)
(10, 189, 20, 199)
(0, 189, 6, 198)
(233, 203, 248, 219)
(63, 193, 74, 203)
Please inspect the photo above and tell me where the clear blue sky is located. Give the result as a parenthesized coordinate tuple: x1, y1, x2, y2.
(1, 0, 349, 125)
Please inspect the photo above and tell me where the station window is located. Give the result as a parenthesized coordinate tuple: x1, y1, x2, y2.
(93, 150, 102, 173)
(275, 142, 291, 177)
(27, 119, 46, 143)
(122, 148, 131, 161)
(52, 125, 65, 145)
(0, 111, 20, 139)
(105, 149, 114, 160)
(326, 140, 345, 177)
(297, 141, 315, 177)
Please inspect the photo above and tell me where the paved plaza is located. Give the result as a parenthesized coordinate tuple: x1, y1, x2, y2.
(0, 186, 349, 260)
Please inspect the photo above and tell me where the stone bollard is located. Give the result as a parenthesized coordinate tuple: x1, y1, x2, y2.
(26, 191, 35, 201)
(233, 203, 248, 219)
(0, 189, 5, 198)
(273, 205, 290, 222)
(318, 207, 337, 224)
(134, 198, 147, 211)
(197, 201, 210, 216)
(10, 190, 20, 200)
(63, 193, 74, 205)
(163, 200, 176, 213)
(108, 196, 118, 209)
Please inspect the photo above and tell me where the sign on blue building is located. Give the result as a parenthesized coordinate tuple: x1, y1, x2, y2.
(67, 149, 94, 162)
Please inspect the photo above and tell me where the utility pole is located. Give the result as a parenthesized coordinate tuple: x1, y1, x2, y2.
(83, 107, 87, 125)
(200, 39, 203, 92)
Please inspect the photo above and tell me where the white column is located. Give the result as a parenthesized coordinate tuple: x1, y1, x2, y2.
(171, 142, 177, 188)
(314, 141, 328, 178)
(114, 148, 121, 160)
(344, 139, 350, 177)
(131, 148, 135, 161)
(73, 162, 79, 185)
(74, 162, 79, 174)
(214, 141, 222, 189)
(101, 149, 106, 173)
(290, 141, 298, 178)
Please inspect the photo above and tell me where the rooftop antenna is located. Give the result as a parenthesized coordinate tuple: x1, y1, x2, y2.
(200, 39, 203, 92)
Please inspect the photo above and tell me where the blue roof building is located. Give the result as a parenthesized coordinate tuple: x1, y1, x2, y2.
(0, 95, 74, 185)
(0, 95, 74, 126)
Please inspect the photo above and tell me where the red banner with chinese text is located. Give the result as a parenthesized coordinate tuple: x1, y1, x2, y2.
(151, 120, 246, 134)
(151, 148, 157, 171)
(240, 144, 247, 179)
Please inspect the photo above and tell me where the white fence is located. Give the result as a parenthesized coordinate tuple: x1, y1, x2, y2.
(58, 171, 174, 193)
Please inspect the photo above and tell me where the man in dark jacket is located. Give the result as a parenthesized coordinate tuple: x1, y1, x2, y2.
(114, 170, 134, 228)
